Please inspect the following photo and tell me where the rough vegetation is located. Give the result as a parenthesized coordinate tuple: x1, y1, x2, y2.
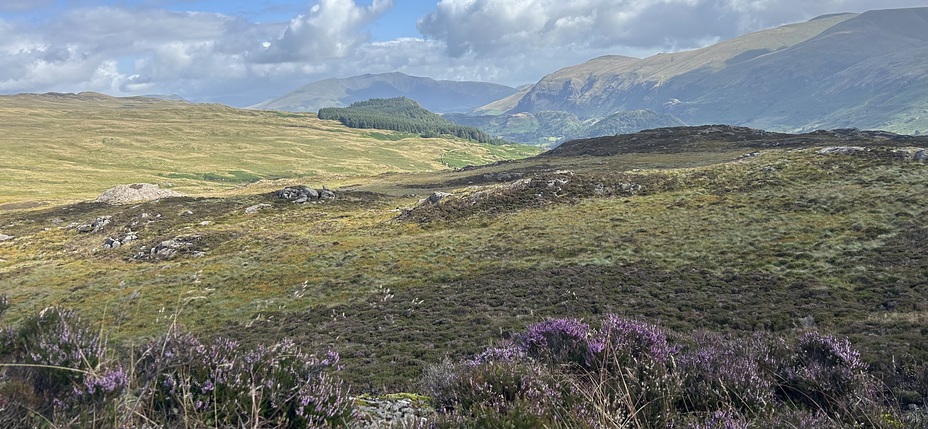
(2, 125, 928, 427)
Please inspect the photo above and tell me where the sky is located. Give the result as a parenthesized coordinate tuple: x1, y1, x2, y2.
(0, 0, 925, 106)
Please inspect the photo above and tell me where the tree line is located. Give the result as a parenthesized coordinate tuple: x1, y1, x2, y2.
(318, 97, 509, 144)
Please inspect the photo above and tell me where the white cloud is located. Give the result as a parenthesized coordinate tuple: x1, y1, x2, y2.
(1, 0, 926, 104)
(255, 0, 394, 63)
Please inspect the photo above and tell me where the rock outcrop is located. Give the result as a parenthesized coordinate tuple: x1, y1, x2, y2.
(95, 183, 185, 205)
(274, 186, 336, 203)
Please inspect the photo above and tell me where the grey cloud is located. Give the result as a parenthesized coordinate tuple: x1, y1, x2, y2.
(418, 0, 928, 58)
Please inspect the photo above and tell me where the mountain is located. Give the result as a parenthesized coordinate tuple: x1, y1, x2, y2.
(502, 8, 928, 135)
(250, 72, 518, 113)
(444, 109, 685, 147)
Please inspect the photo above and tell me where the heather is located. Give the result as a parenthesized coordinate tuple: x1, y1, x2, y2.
(0, 300, 353, 428)
(3, 298, 924, 428)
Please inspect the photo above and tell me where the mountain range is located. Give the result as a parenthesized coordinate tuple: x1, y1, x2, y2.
(250, 72, 518, 113)
(502, 7, 928, 135)
(252, 7, 928, 146)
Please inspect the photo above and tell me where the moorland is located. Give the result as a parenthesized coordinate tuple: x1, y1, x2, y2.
(1, 95, 927, 428)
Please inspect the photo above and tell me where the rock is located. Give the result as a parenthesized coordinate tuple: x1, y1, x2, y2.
(547, 178, 569, 188)
(320, 189, 336, 200)
(352, 394, 433, 429)
(818, 146, 868, 155)
(75, 216, 111, 233)
(95, 183, 185, 205)
(275, 186, 320, 202)
(915, 149, 927, 162)
(418, 192, 450, 206)
(0, 234, 13, 241)
(102, 237, 121, 249)
(244, 204, 271, 214)
(180, 210, 194, 216)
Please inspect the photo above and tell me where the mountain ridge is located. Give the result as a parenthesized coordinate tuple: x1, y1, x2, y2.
(494, 8, 928, 135)
(250, 72, 518, 114)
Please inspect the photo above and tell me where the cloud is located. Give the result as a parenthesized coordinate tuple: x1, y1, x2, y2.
(0, 0, 55, 12)
(418, 0, 928, 58)
(255, 0, 394, 63)
(2, 0, 926, 105)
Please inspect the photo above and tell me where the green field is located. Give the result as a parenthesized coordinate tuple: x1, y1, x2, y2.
(0, 93, 539, 208)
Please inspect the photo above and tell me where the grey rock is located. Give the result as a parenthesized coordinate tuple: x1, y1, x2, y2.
(102, 237, 121, 249)
(419, 192, 451, 206)
(0, 234, 13, 241)
(275, 186, 320, 202)
(915, 149, 927, 162)
(818, 146, 868, 155)
(95, 183, 185, 205)
(320, 189, 336, 200)
(245, 204, 271, 214)
(75, 216, 111, 233)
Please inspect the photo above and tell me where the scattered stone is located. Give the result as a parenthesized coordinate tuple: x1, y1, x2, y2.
(180, 210, 194, 216)
(199, 220, 212, 226)
(95, 183, 185, 205)
(245, 204, 271, 214)
(818, 146, 868, 155)
(352, 394, 433, 429)
(619, 183, 642, 194)
(75, 216, 111, 233)
(0, 234, 13, 241)
(417, 192, 451, 206)
(547, 178, 569, 188)
(914, 149, 927, 162)
(102, 237, 121, 249)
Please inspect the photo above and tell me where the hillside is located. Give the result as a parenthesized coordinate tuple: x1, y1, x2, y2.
(0, 92, 539, 209)
(502, 8, 928, 134)
(250, 72, 518, 113)
(445, 109, 686, 147)
(317, 97, 507, 144)
(1, 123, 926, 384)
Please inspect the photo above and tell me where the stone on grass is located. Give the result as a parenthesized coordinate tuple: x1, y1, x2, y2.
(95, 183, 185, 205)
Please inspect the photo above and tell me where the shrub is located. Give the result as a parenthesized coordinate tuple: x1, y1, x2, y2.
(677, 332, 776, 413)
(777, 331, 870, 412)
(516, 318, 594, 370)
(135, 328, 353, 428)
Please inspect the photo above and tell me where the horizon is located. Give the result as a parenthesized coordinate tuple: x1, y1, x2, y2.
(1, 1, 925, 106)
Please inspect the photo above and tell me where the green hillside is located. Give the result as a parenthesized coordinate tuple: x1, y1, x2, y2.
(0, 93, 538, 208)
(318, 97, 508, 144)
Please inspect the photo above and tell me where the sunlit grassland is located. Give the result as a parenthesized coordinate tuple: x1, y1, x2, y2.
(0, 93, 539, 207)
(2, 146, 926, 359)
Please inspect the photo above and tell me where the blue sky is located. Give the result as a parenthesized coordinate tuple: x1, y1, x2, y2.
(1, 0, 924, 106)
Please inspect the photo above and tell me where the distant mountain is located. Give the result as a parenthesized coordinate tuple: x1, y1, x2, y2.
(251, 72, 518, 113)
(445, 109, 685, 147)
(499, 8, 928, 135)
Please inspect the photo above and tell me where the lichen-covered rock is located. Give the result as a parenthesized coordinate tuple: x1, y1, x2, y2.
(352, 394, 433, 429)
(244, 203, 271, 214)
(0, 234, 13, 241)
(95, 183, 184, 205)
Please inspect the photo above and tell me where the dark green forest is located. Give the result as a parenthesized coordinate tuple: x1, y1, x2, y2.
(318, 97, 508, 144)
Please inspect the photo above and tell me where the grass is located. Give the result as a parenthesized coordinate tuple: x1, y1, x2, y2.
(0, 93, 540, 207)
(1, 112, 927, 415)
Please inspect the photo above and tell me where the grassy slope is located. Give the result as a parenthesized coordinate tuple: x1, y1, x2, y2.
(2, 126, 927, 391)
(0, 93, 538, 208)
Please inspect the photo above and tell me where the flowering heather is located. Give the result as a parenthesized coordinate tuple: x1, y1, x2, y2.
(778, 331, 870, 412)
(516, 318, 594, 369)
(137, 330, 354, 428)
(591, 315, 675, 364)
(677, 332, 775, 412)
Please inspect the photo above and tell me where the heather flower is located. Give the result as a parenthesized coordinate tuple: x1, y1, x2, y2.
(516, 318, 595, 369)
(777, 331, 870, 412)
(677, 332, 775, 412)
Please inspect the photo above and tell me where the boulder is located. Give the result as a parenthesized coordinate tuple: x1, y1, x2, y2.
(75, 216, 111, 233)
(418, 192, 451, 206)
(245, 204, 271, 214)
(275, 186, 320, 202)
(95, 183, 185, 205)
